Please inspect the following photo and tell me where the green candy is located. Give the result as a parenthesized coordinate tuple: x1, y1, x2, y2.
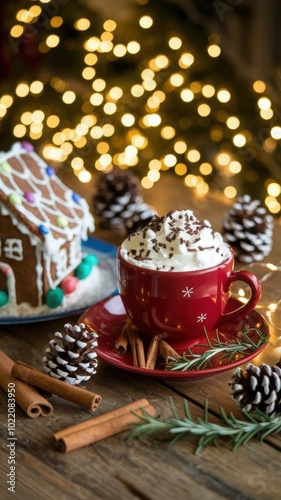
(9, 193, 22, 206)
(75, 261, 92, 280)
(0, 291, 8, 307)
(45, 288, 64, 309)
(82, 254, 99, 267)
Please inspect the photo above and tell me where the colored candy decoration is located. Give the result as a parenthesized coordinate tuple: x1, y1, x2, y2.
(0, 291, 8, 307)
(75, 261, 92, 280)
(38, 224, 49, 235)
(60, 276, 78, 294)
(0, 162, 12, 174)
(9, 193, 22, 206)
(24, 191, 36, 204)
(21, 141, 34, 152)
(46, 166, 55, 177)
(45, 288, 64, 308)
(57, 215, 68, 228)
(72, 192, 81, 204)
(82, 254, 99, 267)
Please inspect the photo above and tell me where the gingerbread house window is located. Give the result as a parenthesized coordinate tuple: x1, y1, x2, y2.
(3, 239, 23, 261)
(56, 248, 68, 279)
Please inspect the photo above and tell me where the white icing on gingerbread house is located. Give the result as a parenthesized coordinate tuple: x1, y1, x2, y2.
(0, 142, 94, 307)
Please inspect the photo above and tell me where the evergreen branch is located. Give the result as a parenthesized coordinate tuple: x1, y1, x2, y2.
(166, 327, 268, 371)
(129, 398, 281, 454)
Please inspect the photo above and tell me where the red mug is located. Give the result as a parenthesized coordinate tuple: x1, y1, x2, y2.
(117, 247, 261, 348)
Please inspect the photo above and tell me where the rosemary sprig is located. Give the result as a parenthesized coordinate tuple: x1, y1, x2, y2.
(129, 398, 281, 454)
(166, 327, 268, 371)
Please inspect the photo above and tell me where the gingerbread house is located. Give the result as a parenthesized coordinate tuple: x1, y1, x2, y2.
(0, 142, 94, 308)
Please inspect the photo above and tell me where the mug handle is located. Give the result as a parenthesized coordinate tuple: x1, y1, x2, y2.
(217, 270, 261, 325)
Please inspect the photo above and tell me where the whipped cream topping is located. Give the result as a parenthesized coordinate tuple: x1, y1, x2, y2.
(120, 210, 231, 271)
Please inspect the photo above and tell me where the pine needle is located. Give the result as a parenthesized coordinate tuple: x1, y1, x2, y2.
(128, 398, 281, 454)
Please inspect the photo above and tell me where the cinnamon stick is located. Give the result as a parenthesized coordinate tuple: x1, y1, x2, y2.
(0, 351, 53, 418)
(158, 340, 181, 363)
(127, 321, 146, 368)
(145, 336, 159, 369)
(53, 399, 155, 452)
(115, 320, 129, 354)
(11, 362, 101, 411)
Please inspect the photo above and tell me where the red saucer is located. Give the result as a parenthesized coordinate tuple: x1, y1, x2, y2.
(79, 295, 270, 381)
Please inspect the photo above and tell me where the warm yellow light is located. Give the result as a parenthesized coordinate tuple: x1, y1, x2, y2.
(202, 85, 215, 98)
(267, 182, 281, 197)
(102, 124, 115, 137)
(90, 126, 103, 139)
(179, 52, 194, 68)
(10, 25, 24, 37)
(224, 186, 237, 198)
(1, 95, 13, 108)
(265, 196, 281, 213)
(46, 34, 60, 48)
(50, 16, 63, 28)
(121, 114, 135, 127)
(103, 102, 117, 115)
(163, 154, 177, 167)
(149, 159, 162, 170)
(127, 41, 140, 54)
(253, 80, 266, 93)
(217, 153, 230, 166)
(226, 116, 240, 129)
(184, 174, 197, 187)
(260, 108, 273, 120)
(187, 149, 200, 162)
(13, 124, 26, 137)
(62, 91, 76, 104)
(197, 104, 211, 117)
(0, 105, 6, 118)
(103, 20, 117, 32)
(84, 53, 98, 66)
(113, 44, 127, 57)
(143, 114, 161, 127)
(132, 134, 147, 149)
(154, 54, 169, 69)
(258, 97, 271, 110)
(90, 93, 103, 106)
(174, 140, 187, 154)
(139, 16, 153, 29)
(207, 44, 221, 57)
(161, 126, 175, 139)
(21, 112, 32, 125)
(199, 162, 212, 175)
(32, 110, 45, 123)
(85, 37, 100, 52)
(210, 128, 223, 141)
(170, 73, 184, 87)
(131, 84, 144, 97)
(30, 81, 44, 94)
(75, 18, 90, 31)
(78, 170, 92, 183)
(71, 157, 84, 170)
(16, 83, 29, 97)
(82, 67, 96, 80)
(271, 126, 281, 140)
(147, 169, 161, 182)
(169, 37, 182, 50)
(233, 133, 246, 147)
(180, 89, 194, 102)
(92, 79, 106, 92)
(16, 10, 31, 22)
(229, 161, 242, 174)
(217, 89, 231, 102)
(175, 163, 187, 176)
(46, 115, 60, 128)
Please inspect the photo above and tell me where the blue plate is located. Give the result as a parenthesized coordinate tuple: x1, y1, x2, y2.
(0, 237, 118, 324)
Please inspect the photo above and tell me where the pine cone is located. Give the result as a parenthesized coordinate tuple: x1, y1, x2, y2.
(229, 361, 281, 415)
(124, 202, 156, 236)
(222, 195, 273, 263)
(43, 323, 98, 385)
(92, 168, 143, 229)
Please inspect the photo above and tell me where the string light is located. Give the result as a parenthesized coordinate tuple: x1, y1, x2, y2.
(1, 0, 281, 214)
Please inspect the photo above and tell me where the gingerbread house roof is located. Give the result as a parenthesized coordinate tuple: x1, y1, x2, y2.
(0, 142, 94, 253)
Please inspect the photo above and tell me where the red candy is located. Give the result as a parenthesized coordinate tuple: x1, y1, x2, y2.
(60, 276, 78, 294)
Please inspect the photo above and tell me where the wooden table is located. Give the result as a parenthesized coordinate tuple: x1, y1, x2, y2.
(1, 173, 281, 500)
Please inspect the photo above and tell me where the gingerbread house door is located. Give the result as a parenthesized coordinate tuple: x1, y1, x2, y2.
(0, 263, 17, 305)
